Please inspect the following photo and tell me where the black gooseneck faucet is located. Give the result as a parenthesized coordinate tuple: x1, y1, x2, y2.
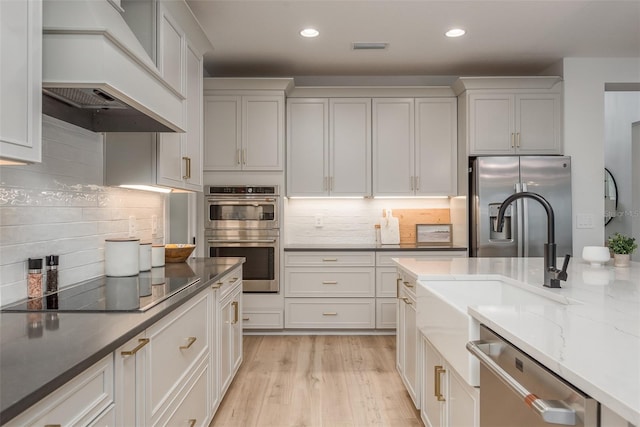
(494, 192, 571, 288)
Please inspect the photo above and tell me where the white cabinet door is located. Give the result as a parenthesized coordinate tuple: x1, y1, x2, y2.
(515, 93, 562, 154)
(157, 132, 184, 187)
(0, 0, 41, 164)
(157, 4, 184, 96)
(396, 289, 421, 409)
(182, 42, 203, 190)
(243, 95, 284, 170)
(286, 98, 329, 196)
(203, 96, 242, 170)
(415, 98, 457, 196)
(422, 337, 446, 427)
(468, 93, 515, 155)
(373, 98, 415, 196)
(447, 368, 479, 427)
(329, 98, 372, 197)
(218, 279, 243, 396)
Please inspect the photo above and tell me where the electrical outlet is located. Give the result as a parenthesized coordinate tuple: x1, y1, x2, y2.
(576, 214, 594, 229)
(314, 214, 323, 228)
(151, 215, 158, 236)
(128, 215, 137, 236)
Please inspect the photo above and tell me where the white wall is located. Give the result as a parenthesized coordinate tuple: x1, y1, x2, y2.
(604, 92, 640, 238)
(0, 116, 166, 306)
(562, 58, 640, 254)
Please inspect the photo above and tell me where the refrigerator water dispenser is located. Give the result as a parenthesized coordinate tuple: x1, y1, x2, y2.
(489, 203, 511, 240)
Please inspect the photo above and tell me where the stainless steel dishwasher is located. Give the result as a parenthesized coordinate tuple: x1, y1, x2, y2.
(467, 325, 598, 426)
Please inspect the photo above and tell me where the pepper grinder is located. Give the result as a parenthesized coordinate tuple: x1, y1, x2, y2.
(45, 255, 59, 294)
(27, 258, 43, 299)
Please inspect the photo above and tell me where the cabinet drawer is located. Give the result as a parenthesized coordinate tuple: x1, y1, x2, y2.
(397, 269, 418, 299)
(376, 298, 397, 329)
(285, 251, 375, 266)
(214, 267, 242, 301)
(6, 355, 114, 427)
(89, 404, 115, 427)
(285, 298, 375, 329)
(242, 310, 283, 329)
(153, 360, 209, 427)
(286, 267, 375, 297)
(146, 292, 210, 417)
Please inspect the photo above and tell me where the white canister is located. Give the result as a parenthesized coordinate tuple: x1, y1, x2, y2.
(139, 242, 152, 272)
(151, 245, 165, 267)
(105, 238, 140, 277)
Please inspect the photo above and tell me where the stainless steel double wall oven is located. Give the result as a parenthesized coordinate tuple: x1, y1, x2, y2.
(204, 185, 280, 293)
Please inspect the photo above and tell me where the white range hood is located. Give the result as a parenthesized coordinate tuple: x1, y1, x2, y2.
(42, 0, 184, 133)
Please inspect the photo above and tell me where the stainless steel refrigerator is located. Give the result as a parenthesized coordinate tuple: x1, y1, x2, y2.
(470, 156, 572, 258)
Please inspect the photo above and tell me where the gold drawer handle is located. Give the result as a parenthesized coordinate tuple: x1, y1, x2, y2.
(230, 277, 238, 282)
(188, 419, 197, 427)
(322, 258, 338, 261)
(401, 297, 412, 306)
(322, 312, 338, 316)
(242, 317, 250, 321)
(403, 281, 414, 288)
(179, 336, 197, 350)
(322, 280, 338, 285)
(45, 425, 62, 427)
(121, 338, 150, 356)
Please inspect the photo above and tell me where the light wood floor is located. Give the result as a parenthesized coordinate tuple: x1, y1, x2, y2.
(210, 335, 423, 427)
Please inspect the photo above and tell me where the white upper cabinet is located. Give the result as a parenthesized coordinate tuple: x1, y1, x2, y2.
(373, 98, 415, 197)
(157, 3, 184, 96)
(286, 98, 371, 197)
(0, 0, 42, 164)
(203, 94, 285, 171)
(373, 97, 457, 197)
(415, 98, 457, 196)
(455, 77, 563, 156)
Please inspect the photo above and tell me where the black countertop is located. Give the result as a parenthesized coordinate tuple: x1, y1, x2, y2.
(0, 257, 244, 424)
(284, 244, 467, 252)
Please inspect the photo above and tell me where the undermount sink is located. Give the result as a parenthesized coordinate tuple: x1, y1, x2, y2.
(417, 279, 573, 387)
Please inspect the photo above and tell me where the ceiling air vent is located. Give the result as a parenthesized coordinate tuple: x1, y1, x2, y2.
(352, 42, 388, 50)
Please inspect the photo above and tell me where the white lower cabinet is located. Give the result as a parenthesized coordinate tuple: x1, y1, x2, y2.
(397, 276, 420, 408)
(422, 336, 479, 427)
(215, 268, 243, 398)
(284, 251, 376, 329)
(5, 355, 114, 427)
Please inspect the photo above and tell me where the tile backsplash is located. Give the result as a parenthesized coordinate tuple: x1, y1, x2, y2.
(284, 197, 451, 244)
(0, 116, 166, 306)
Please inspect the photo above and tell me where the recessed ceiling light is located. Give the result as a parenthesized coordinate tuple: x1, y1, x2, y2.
(445, 28, 466, 38)
(300, 28, 319, 38)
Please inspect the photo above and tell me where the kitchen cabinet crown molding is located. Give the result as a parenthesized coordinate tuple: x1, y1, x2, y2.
(452, 76, 562, 95)
(204, 77, 295, 94)
(288, 86, 455, 98)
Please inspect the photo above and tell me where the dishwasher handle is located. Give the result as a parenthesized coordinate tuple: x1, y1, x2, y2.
(466, 340, 576, 426)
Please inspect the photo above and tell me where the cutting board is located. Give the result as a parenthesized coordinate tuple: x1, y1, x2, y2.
(382, 208, 451, 244)
(380, 209, 400, 244)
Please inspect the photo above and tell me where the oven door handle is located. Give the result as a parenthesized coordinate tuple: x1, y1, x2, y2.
(208, 239, 277, 244)
(206, 198, 276, 203)
(467, 340, 576, 426)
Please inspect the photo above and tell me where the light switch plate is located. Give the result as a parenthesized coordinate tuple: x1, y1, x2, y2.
(314, 214, 323, 228)
(576, 214, 594, 229)
(128, 215, 137, 236)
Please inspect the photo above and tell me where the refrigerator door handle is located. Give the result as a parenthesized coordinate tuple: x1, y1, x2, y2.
(515, 183, 525, 257)
(521, 182, 529, 257)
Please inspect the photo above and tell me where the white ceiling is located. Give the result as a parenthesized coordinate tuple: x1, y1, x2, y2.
(186, 0, 640, 80)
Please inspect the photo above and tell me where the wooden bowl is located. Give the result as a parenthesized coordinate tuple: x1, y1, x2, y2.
(164, 244, 196, 263)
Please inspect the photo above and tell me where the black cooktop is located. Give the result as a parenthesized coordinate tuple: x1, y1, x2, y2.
(2, 270, 200, 313)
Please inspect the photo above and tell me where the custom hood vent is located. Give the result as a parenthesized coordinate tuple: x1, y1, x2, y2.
(42, 0, 184, 133)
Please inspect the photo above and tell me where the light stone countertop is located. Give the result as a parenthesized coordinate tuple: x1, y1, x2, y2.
(392, 256, 640, 425)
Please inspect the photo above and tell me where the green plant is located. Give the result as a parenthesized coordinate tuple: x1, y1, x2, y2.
(607, 233, 638, 255)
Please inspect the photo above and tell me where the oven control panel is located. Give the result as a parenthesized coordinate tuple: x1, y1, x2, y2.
(206, 185, 278, 195)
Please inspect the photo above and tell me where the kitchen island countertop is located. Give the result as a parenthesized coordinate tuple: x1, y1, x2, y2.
(0, 257, 244, 424)
(393, 256, 640, 425)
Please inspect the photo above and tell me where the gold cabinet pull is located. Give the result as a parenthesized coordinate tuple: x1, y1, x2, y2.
(322, 280, 338, 285)
(237, 149, 241, 165)
(242, 149, 247, 165)
(211, 282, 222, 289)
(45, 425, 62, 427)
(403, 281, 414, 288)
(242, 317, 250, 321)
(179, 336, 197, 350)
(396, 277, 402, 299)
(435, 365, 446, 401)
(121, 338, 150, 356)
(322, 312, 338, 316)
(230, 277, 238, 283)
(516, 132, 521, 148)
(188, 419, 197, 427)
(182, 156, 191, 179)
(322, 258, 338, 262)
(232, 301, 239, 324)
(401, 297, 412, 306)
